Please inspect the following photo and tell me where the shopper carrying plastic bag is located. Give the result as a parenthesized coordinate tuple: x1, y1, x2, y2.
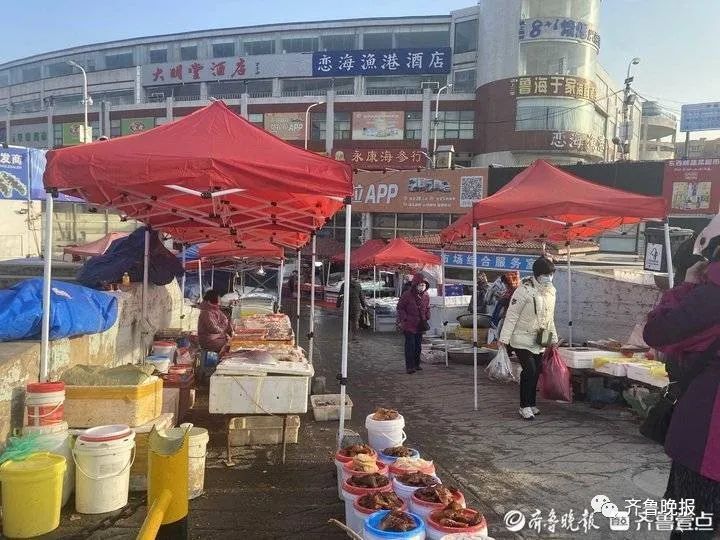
(486, 344, 515, 383)
(539, 346, 572, 402)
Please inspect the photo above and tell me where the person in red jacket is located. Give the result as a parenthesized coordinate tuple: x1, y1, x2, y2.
(396, 274, 431, 374)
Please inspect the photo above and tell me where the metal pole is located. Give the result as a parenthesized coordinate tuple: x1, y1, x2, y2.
(567, 249, 573, 347)
(82, 67, 89, 143)
(278, 258, 284, 308)
(338, 202, 352, 449)
(440, 246, 446, 308)
(40, 191, 54, 382)
(210, 265, 215, 289)
(296, 249, 302, 346)
(683, 132, 690, 160)
(432, 84, 452, 168)
(309, 234, 317, 365)
(180, 246, 186, 319)
(304, 101, 323, 150)
(373, 265, 377, 332)
(198, 258, 203, 296)
(664, 220, 675, 289)
(141, 228, 150, 338)
(472, 225, 478, 411)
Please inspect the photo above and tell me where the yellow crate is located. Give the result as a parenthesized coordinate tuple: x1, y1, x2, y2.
(453, 326, 489, 343)
(64, 377, 163, 428)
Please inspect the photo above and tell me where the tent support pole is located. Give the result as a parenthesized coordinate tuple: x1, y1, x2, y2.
(309, 234, 317, 365)
(567, 247, 573, 347)
(296, 249, 302, 346)
(440, 247, 446, 308)
(278, 258, 284, 309)
(664, 219, 675, 289)
(141, 228, 150, 360)
(338, 202, 352, 449)
(180, 246, 186, 320)
(40, 190, 55, 382)
(210, 266, 215, 290)
(373, 265, 377, 332)
(472, 225, 478, 411)
(198, 258, 203, 297)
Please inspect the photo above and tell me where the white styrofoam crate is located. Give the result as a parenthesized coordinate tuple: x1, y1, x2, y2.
(229, 416, 300, 445)
(310, 394, 353, 421)
(626, 364, 669, 388)
(209, 374, 309, 414)
(558, 348, 615, 369)
(594, 362, 630, 377)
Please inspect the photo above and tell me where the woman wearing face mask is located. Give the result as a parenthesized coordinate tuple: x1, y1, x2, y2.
(499, 257, 558, 420)
(397, 274, 431, 374)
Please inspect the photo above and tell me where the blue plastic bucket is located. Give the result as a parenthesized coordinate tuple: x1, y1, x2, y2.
(364, 510, 426, 540)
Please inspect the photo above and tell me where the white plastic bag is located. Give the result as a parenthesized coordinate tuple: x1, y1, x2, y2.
(486, 344, 515, 382)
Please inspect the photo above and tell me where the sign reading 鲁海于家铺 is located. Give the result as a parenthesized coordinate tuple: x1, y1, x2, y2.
(519, 18, 601, 49)
(140, 54, 312, 86)
(680, 102, 720, 132)
(312, 47, 452, 77)
(510, 75, 597, 102)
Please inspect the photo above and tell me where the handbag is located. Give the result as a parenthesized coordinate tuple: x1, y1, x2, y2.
(533, 297, 554, 347)
(359, 309, 371, 329)
(414, 294, 430, 333)
(639, 384, 677, 444)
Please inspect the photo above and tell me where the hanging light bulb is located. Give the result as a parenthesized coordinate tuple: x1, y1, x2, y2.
(256, 265, 266, 276)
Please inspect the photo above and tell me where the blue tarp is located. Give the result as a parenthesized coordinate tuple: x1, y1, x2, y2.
(0, 278, 118, 341)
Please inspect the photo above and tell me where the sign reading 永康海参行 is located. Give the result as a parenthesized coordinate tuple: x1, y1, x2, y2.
(0, 147, 28, 201)
(140, 53, 312, 86)
(664, 160, 720, 216)
(510, 75, 597, 102)
(312, 47, 452, 77)
(337, 147, 426, 169)
(263, 112, 306, 140)
(441, 251, 536, 274)
(519, 18, 601, 49)
(680, 102, 720, 132)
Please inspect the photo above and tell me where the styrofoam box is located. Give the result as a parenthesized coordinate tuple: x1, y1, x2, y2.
(310, 394, 353, 422)
(594, 363, 630, 377)
(626, 364, 669, 388)
(558, 347, 616, 369)
(209, 375, 309, 414)
(228, 415, 300, 446)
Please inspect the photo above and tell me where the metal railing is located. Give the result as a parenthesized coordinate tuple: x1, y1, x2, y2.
(365, 87, 423, 96)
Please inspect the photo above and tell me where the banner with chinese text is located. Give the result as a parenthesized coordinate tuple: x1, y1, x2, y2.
(510, 75, 597, 102)
(519, 18, 601, 49)
(352, 168, 486, 213)
(352, 111, 404, 140)
(263, 112, 305, 140)
(664, 159, 720, 216)
(337, 147, 425, 169)
(312, 47, 451, 77)
(441, 250, 536, 274)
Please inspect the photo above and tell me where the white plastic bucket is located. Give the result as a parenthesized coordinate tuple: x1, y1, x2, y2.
(22, 421, 74, 507)
(73, 426, 135, 514)
(392, 476, 441, 506)
(25, 382, 65, 427)
(152, 341, 177, 358)
(410, 491, 466, 522)
(145, 355, 171, 374)
(365, 414, 406, 451)
(174, 423, 209, 499)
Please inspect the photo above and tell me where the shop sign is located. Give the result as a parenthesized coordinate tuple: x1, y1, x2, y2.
(337, 147, 425, 169)
(519, 18, 601, 49)
(548, 131, 606, 156)
(0, 147, 28, 200)
(352, 168, 486, 213)
(510, 75, 597, 102)
(141, 53, 311, 86)
(442, 250, 536, 273)
(352, 111, 404, 141)
(312, 47, 451, 77)
(121, 117, 155, 135)
(263, 112, 305, 140)
(664, 160, 720, 215)
(680, 102, 720, 132)
(62, 122, 92, 145)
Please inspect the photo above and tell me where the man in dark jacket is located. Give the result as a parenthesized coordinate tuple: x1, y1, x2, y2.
(397, 273, 431, 374)
(337, 278, 367, 342)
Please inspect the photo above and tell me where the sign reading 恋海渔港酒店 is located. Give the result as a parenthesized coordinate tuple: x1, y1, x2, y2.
(140, 54, 312, 86)
(680, 102, 720, 132)
(312, 48, 452, 77)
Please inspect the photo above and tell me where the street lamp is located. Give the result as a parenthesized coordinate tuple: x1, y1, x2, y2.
(433, 83, 453, 168)
(620, 57, 640, 160)
(66, 60, 92, 143)
(304, 101, 324, 150)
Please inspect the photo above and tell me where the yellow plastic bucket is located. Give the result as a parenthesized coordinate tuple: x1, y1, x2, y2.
(0, 452, 66, 538)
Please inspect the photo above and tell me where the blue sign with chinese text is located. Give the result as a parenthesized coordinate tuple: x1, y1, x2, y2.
(312, 47, 452, 77)
(440, 250, 537, 274)
(680, 102, 720, 132)
(0, 147, 30, 201)
(519, 18, 601, 49)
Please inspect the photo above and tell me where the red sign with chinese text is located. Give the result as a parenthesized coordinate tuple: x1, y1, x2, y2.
(664, 159, 720, 216)
(336, 147, 426, 170)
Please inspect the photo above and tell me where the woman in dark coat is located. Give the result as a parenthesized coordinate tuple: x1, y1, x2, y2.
(396, 274, 430, 374)
(337, 278, 367, 342)
(643, 219, 720, 539)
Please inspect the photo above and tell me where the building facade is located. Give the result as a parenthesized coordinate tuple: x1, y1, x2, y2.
(675, 136, 720, 160)
(639, 101, 676, 161)
(0, 0, 646, 252)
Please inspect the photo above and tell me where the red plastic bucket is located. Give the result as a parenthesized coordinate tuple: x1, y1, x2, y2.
(410, 489, 466, 521)
(25, 382, 65, 427)
(427, 508, 488, 539)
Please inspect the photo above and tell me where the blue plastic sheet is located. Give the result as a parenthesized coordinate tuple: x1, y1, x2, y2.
(0, 278, 118, 341)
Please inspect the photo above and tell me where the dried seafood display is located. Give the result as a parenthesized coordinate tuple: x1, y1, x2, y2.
(350, 454, 378, 473)
(382, 446, 414, 457)
(432, 502, 484, 528)
(357, 492, 404, 511)
(394, 472, 439, 487)
(414, 485, 459, 505)
(379, 511, 417, 532)
(392, 457, 433, 471)
(372, 407, 400, 421)
(347, 473, 389, 489)
(339, 444, 374, 458)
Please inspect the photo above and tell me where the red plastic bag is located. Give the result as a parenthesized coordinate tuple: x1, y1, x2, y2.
(539, 347, 572, 402)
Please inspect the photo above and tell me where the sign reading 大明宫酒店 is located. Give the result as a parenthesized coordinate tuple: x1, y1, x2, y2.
(312, 47, 451, 77)
(141, 54, 312, 86)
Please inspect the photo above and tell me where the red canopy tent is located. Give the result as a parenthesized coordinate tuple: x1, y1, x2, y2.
(63, 232, 128, 259)
(199, 239, 283, 260)
(440, 160, 669, 411)
(331, 239, 385, 269)
(354, 238, 441, 268)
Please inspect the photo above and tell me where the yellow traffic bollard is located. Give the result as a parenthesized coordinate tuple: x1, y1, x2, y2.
(139, 425, 190, 540)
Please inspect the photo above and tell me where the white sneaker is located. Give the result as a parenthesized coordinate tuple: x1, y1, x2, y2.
(519, 407, 535, 420)
(531, 407, 540, 416)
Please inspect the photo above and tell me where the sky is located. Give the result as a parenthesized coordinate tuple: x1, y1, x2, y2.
(2, 0, 719, 139)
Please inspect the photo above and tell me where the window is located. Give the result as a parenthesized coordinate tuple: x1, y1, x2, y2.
(213, 42, 235, 58)
(436, 110, 474, 139)
(363, 33, 393, 49)
(148, 49, 167, 63)
(453, 69, 476, 93)
(405, 111, 423, 140)
(0, 72, 8, 87)
(22, 66, 41, 82)
(690, 145, 702, 153)
(310, 112, 326, 141)
(520, 41, 594, 79)
(374, 214, 396, 228)
(454, 20, 478, 53)
(515, 97, 593, 132)
(245, 79, 273, 97)
(335, 112, 351, 140)
(180, 45, 197, 61)
(397, 214, 421, 228)
(47, 62, 74, 78)
(396, 31, 450, 49)
(105, 52, 134, 69)
(282, 78, 331, 97)
(244, 40, 275, 55)
(423, 214, 451, 231)
(110, 119, 121, 138)
(322, 35, 356, 51)
(282, 37, 319, 53)
(248, 113, 264, 127)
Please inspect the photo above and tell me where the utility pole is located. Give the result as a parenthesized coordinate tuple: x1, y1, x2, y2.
(621, 57, 640, 160)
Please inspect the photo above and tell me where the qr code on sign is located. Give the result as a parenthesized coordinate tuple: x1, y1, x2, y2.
(460, 176, 484, 207)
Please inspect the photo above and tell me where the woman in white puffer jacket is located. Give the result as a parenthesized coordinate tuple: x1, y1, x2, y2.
(499, 257, 558, 420)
